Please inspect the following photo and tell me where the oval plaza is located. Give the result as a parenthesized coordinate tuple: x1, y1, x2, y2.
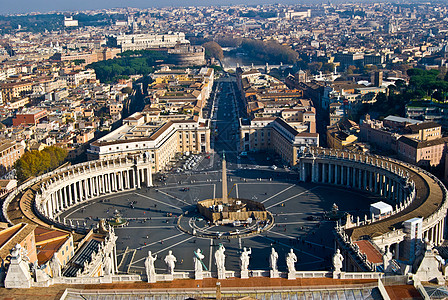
(1, 143, 447, 298)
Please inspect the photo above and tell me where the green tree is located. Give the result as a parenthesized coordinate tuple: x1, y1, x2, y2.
(239, 39, 298, 64)
(14, 146, 67, 182)
(202, 41, 224, 61)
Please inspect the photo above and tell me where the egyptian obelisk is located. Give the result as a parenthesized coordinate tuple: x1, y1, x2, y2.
(222, 151, 228, 203)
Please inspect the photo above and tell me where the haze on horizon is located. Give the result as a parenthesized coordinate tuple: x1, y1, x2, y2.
(2, 0, 314, 15)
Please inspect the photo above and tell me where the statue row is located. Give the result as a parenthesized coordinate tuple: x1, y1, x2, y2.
(144, 246, 299, 282)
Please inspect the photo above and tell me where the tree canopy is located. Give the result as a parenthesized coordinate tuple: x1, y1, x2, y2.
(14, 146, 67, 182)
(88, 50, 168, 83)
(202, 41, 224, 61)
(239, 39, 299, 65)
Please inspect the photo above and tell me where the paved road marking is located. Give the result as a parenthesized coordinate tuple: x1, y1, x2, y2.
(133, 192, 183, 211)
(236, 184, 239, 198)
(156, 189, 191, 206)
(154, 236, 195, 255)
(275, 221, 320, 225)
(269, 230, 333, 252)
(261, 184, 296, 204)
(115, 226, 176, 229)
(274, 212, 324, 216)
(62, 198, 107, 219)
(213, 184, 216, 199)
(133, 232, 186, 254)
(131, 233, 190, 265)
(266, 187, 320, 209)
(157, 183, 215, 191)
(262, 233, 324, 261)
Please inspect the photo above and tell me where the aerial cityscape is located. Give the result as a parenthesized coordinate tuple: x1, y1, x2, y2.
(1, 1, 448, 299)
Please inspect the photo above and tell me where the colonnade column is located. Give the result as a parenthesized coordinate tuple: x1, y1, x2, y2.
(361, 170, 370, 191)
(329, 164, 333, 184)
(73, 182, 78, 203)
(89, 177, 94, 197)
(335, 165, 339, 185)
(379, 174, 384, 196)
(120, 171, 124, 190)
(49, 193, 55, 217)
(358, 168, 362, 190)
(95, 175, 99, 194)
(68, 185, 73, 205)
(351, 167, 356, 188)
(112, 173, 117, 191)
(135, 168, 141, 189)
(148, 166, 153, 187)
(79, 180, 84, 201)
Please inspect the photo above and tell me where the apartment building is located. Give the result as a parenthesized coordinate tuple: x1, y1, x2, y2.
(239, 117, 319, 166)
(0, 81, 33, 102)
(61, 69, 96, 87)
(13, 109, 47, 126)
(0, 140, 25, 176)
(88, 118, 211, 172)
(111, 32, 189, 51)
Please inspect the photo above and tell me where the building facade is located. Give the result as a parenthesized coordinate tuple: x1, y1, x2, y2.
(0, 140, 25, 176)
(88, 119, 211, 172)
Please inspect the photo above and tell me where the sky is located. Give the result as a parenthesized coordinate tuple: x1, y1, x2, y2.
(1, 0, 305, 15)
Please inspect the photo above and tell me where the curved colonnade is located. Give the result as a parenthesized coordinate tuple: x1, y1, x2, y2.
(297, 148, 447, 271)
(3, 156, 153, 233)
(2, 148, 447, 268)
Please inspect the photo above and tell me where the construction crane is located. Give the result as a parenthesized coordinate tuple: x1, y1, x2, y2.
(227, 183, 237, 197)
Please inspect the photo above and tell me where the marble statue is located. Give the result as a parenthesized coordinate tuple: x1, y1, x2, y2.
(194, 248, 205, 280)
(286, 249, 297, 278)
(240, 247, 251, 272)
(215, 244, 226, 279)
(164, 250, 177, 275)
(269, 248, 278, 272)
(240, 247, 251, 279)
(49, 254, 62, 278)
(103, 254, 113, 276)
(383, 247, 394, 273)
(145, 251, 157, 283)
(269, 248, 279, 278)
(333, 249, 344, 273)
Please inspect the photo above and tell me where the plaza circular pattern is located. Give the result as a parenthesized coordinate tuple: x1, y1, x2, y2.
(59, 169, 379, 275)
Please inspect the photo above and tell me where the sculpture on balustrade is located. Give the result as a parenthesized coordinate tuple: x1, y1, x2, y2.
(286, 249, 297, 279)
(269, 247, 279, 278)
(215, 244, 226, 279)
(49, 253, 62, 278)
(194, 248, 205, 280)
(382, 246, 394, 273)
(164, 250, 177, 275)
(145, 251, 157, 283)
(240, 247, 251, 279)
(332, 249, 344, 274)
(103, 253, 113, 276)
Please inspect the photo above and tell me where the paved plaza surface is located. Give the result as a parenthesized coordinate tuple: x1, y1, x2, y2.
(59, 79, 383, 276)
(60, 172, 379, 275)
